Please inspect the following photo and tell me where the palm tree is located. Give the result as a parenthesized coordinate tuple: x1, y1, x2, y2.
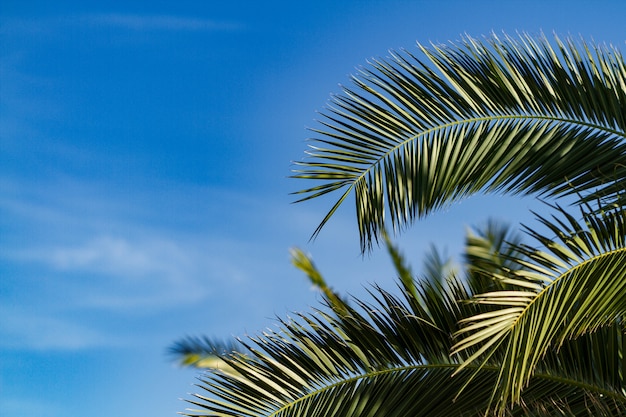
(173, 33, 626, 416)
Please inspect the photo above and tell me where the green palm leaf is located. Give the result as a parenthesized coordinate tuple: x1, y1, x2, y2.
(292, 33, 626, 251)
(170, 337, 245, 373)
(453, 203, 626, 414)
(179, 238, 625, 416)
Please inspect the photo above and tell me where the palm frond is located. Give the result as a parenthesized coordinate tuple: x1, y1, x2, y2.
(453, 203, 626, 414)
(182, 239, 626, 416)
(170, 336, 244, 373)
(292, 33, 626, 252)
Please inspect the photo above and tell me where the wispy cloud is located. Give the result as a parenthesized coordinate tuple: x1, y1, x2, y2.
(0, 176, 295, 311)
(29, 236, 190, 278)
(6, 233, 245, 310)
(0, 177, 288, 350)
(82, 14, 243, 32)
(0, 14, 243, 36)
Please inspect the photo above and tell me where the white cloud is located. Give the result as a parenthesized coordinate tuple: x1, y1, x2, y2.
(43, 236, 188, 278)
(0, 14, 243, 36)
(82, 14, 242, 32)
(6, 234, 228, 310)
(0, 177, 292, 313)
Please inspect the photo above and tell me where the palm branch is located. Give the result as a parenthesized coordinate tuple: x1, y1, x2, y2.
(291, 32, 626, 252)
(453, 202, 626, 414)
(170, 336, 244, 373)
(175, 221, 626, 416)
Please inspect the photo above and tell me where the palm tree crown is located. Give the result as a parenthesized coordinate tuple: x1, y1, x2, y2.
(173, 33, 626, 416)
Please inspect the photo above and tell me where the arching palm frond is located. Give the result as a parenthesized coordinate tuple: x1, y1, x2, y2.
(180, 241, 625, 417)
(453, 202, 626, 414)
(292, 33, 626, 252)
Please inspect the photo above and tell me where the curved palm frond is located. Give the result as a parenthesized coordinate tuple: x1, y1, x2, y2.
(453, 202, 626, 414)
(292, 32, 626, 251)
(181, 240, 625, 416)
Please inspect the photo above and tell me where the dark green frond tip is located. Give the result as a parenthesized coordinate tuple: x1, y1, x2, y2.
(290, 247, 348, 313)
(292, 32, 626, 252)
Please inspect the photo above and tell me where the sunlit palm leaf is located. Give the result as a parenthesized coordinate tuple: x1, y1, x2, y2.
(180, 241, 625, 416)
(453, 203, 626, 413)
(188, 363, 623, 417)
(292, 33, 626, 251)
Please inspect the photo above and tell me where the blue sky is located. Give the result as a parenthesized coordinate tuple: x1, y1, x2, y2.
(1, 1, 624, 416)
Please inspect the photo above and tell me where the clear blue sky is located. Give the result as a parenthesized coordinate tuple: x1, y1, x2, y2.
(1, 1, 624, 416)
